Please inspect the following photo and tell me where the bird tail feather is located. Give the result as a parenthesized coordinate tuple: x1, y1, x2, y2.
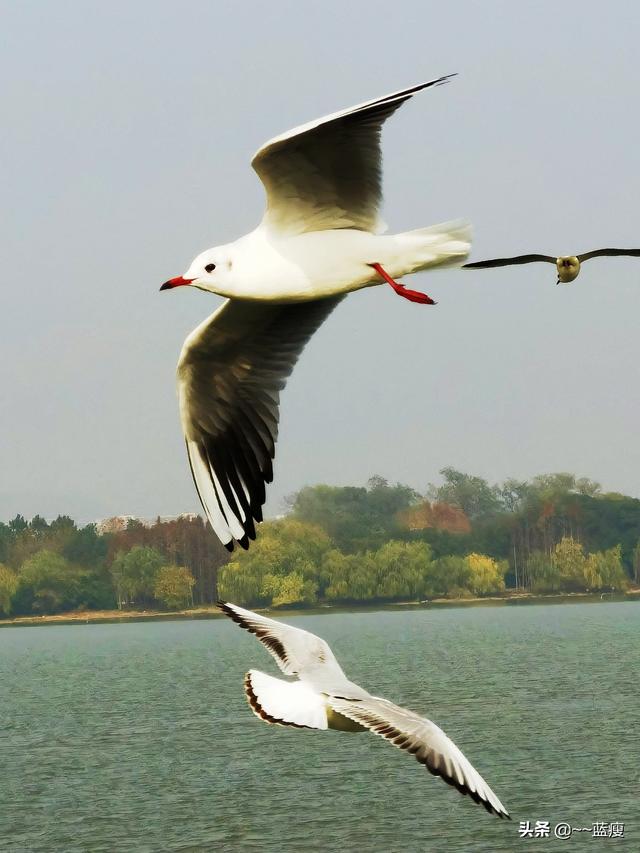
(244, 670, 328, 730)
(392, 219, 472, 275)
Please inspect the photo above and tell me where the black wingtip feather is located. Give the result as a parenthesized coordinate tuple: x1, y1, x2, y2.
(241, 507, 257, 541)
(184, 297, 343, 554)
(217, 601, 290, 669)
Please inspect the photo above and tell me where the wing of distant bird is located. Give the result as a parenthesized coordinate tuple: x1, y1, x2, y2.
(577, 248, 640, 262)
(463, 254, 556, 269)
(178, 298, 342, 550)
(252, 76, 454, 235)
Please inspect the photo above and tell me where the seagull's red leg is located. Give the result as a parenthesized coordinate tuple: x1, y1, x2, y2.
(369, 263, 437, 305)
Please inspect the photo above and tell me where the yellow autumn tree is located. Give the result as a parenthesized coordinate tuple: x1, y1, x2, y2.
(0, 563, 19, 615)
(218, 519, 331, 606)
(584, 545, 628, 591)
(465, 553, 507, 596)
(153, 565, 195, 609)
(552, 537, 587, 591)
(261, 571, 318, 607)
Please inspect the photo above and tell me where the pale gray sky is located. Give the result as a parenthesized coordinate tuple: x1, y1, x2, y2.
(3, 0, 640, 523)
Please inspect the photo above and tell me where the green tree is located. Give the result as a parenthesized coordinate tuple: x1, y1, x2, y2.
(218, 558, 266, 605)
(584, 545, 628, 591)
(322, 550, 378, 602)
(107, 514, 229, 605)
(315, 541, 433, 604)
(9, 515, 28, 533)
(46, 516, 78, 554)
(528, 472, 601, 500)
(29, 515, 50, 536)
(373, 541, 432, 600)
(527, 550, 561, 593)
(428, 468, 502, 521)
(5, 526, 41, 570)
(424, 555, 473, 598)
(77, 565, 117, 610)
(16, 550, 87, 614)
(290, 478, 419, 552)
(64, 524, 107, 567)
(0, 564, 19, 615)
(0, 524, 14, 564)
(110, 546, 164, 608)
(153, 565, 195, 609)
(576, 493, 640, 574)
(321, 550, 352, 601)
(218, 520, 331, 606)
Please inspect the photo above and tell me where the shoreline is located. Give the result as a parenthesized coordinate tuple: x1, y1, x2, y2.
(1, 588, 638, 628)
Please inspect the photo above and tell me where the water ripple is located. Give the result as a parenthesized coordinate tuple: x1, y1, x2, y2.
(1, 602, 638, 851)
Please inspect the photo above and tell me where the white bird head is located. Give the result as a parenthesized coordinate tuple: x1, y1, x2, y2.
(161, 244, 236, 295)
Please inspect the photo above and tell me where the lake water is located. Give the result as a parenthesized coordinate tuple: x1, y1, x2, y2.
(1, 602, 638, 852)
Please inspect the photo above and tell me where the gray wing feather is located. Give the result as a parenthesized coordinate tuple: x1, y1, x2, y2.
(252, 76, 454, 235)
(218, 602, 363, 696)
(328, 695, 509, 818)
(178, 297, 342, 550)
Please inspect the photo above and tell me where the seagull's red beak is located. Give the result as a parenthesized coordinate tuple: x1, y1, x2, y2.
(160, 276, 195, 291)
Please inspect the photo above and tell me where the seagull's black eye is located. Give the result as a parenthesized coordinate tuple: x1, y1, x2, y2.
(204, 263, 216, 273)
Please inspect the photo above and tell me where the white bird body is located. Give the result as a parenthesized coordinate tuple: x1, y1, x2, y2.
(184, 222, 471, 303)
(219, 602, 510, 819)
(162, 76, 471, 550)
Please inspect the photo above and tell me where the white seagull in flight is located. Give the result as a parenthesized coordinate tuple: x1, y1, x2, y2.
(218, 601, 510, 819)
(161, 77, 471, 551)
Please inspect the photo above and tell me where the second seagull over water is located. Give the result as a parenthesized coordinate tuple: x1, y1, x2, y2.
(219, 601, 509, 819)
(161, 76, 471, 551)
(464, 247, 640, 283)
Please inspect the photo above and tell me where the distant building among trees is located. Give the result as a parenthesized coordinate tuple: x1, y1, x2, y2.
(95, 513, 199, 535)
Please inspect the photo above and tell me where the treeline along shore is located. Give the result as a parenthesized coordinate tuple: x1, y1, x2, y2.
(1, 469, 639, 621)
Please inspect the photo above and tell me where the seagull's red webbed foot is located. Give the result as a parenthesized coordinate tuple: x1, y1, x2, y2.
(369, 262, 437, 305)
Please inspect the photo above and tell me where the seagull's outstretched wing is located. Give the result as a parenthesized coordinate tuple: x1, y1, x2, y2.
(328, 695, 509, 818)
(252, 76, 454, 235)
(218, 602, 363, 695)
(577, 247, 640, 262)
(179, 298, 342, 550)
(463, 254, 556, 269)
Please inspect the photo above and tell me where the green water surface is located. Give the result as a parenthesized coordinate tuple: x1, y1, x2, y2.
(1, 602, 638, 851)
